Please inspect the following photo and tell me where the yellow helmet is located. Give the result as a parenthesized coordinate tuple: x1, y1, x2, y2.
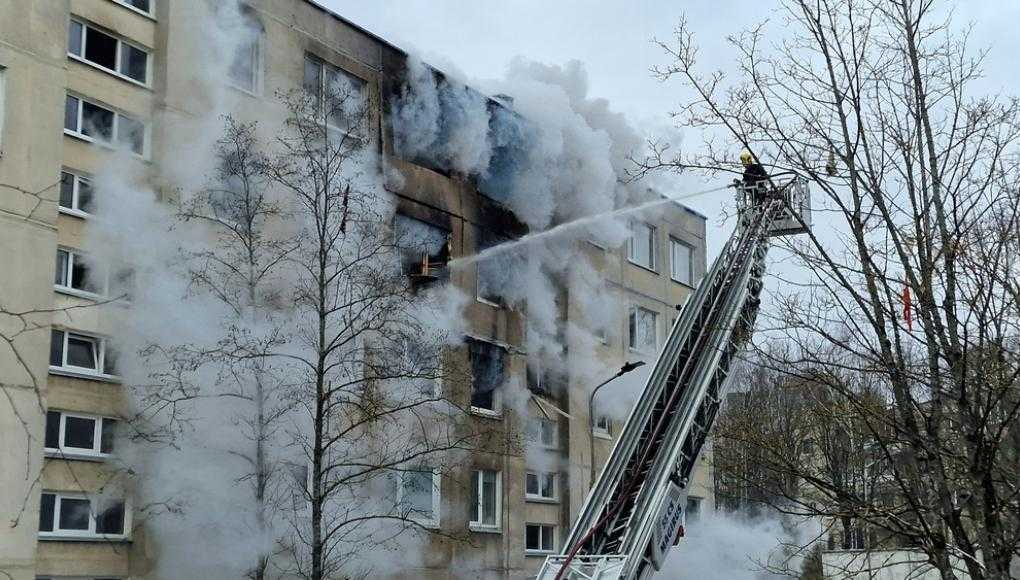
(739, 149, 754, 166)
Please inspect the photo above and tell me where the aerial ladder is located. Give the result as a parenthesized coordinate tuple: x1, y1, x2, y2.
(537, 173, 812, 580)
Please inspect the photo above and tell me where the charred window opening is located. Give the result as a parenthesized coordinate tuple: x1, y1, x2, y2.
(394, 214, 450, 286)
(476, 102, 536, 204)
(468, 338, 506, 413)
(527, 357, 561, 397)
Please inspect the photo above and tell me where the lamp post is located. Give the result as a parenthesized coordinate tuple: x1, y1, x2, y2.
(588, 360, 646, 487)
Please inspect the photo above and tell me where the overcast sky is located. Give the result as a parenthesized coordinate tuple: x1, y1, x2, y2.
(322, 0, 1020, 253)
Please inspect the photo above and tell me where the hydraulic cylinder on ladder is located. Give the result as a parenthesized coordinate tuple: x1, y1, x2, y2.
(537, 172, 812, 580)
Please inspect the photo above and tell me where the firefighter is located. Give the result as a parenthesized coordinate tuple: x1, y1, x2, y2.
(740, 149, 769, 204)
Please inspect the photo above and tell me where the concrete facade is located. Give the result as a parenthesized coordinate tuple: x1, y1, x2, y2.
(0, 1, 713, 579)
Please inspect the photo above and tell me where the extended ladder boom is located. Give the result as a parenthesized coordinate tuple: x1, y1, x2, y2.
(538, 175, 811, 580)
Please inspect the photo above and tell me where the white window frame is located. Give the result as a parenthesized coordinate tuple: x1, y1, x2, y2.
(469, 469, 501, 532)
(394, 468, 441, 529)
(525, 523, 556, 555)
(110, 0, 156, 18)
(228, 20, 262, 95)
(524, 471, 557, 502)
(627, 221, 657, 271)
(55, 247, 106, 299)
(593, 413, 612, 438)
(64, 94, 148, 158)
(303, 53, 366, 135)
(59, 171, 93, 218)
(45, 410, 114, 459)
(528, 417, 559, 450)
(50, 329, 118, 380)
(38, 492, 130, 540)
(628, 305, 659, 354)
(68, 18, 151, 87)
(670, 237, 694, 286)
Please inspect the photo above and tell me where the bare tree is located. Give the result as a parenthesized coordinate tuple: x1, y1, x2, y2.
(262, 82, 490, 580)
(645, 1, 1020, 578)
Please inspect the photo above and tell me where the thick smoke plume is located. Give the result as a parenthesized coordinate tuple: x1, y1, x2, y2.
(76, 1, 727, 577)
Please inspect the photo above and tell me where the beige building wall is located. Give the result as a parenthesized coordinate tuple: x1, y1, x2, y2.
(0, 1, 70, 579)
(0, 1, 714, 578)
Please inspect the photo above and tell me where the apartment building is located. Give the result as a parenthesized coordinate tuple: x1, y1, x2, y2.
(0, 1, 712, 579)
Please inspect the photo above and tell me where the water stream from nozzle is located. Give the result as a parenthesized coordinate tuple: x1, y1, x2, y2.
(448, 183, 733, 268)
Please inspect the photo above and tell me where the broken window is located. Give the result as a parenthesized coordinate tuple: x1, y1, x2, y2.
(628, 221, 656, 270)
(393, 214, 449, 285)
(628, 306, 658, 353)
(468, 339, 506, 413)
(68, 19, 149, 84)
(527, 357, 562, 396)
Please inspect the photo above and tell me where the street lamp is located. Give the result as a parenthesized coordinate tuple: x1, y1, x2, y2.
(589, 360, 646, 487)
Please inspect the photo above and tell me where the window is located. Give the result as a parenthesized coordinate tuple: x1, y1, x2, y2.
(469, 469, 500, 530)
(468, 339, 505, 414)
(303, 54, 366, 131)
(627, 222, 656, 270)
(39, 492, 127, 539)
(55, 249, 103, 295)
(686, 496, 702, 523)
(527, 418, 558, 450)
(524, 471, 557, 501)
(228, 16, 261, 93)
(45, 410, 116, 457)
(112, 0, 153, 15)
(59, 171, 94, 215)
(525, 524, 555, 554)
(68, 19, 149, 84)
(50, 329, 118, 377)
(527, 358, 558, 396)
(628, 306, 658, 353)
(64, 95, 146, 156)
(670, 238, 693, 285)
(594, 413, 612, 437)
(394, 214, 450, 284)
(402, 338, 438, 397)
(392, 469, 440, 528)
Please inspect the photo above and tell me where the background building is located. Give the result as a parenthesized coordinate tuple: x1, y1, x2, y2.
(0, 1, 711, 578)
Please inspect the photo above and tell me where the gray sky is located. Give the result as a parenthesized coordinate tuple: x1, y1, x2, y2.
(323, 0, 1020, 252)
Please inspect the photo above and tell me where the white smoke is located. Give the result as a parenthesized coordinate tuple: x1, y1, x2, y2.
(75, 0, 709, 576)
(660, 513, 817, 580)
